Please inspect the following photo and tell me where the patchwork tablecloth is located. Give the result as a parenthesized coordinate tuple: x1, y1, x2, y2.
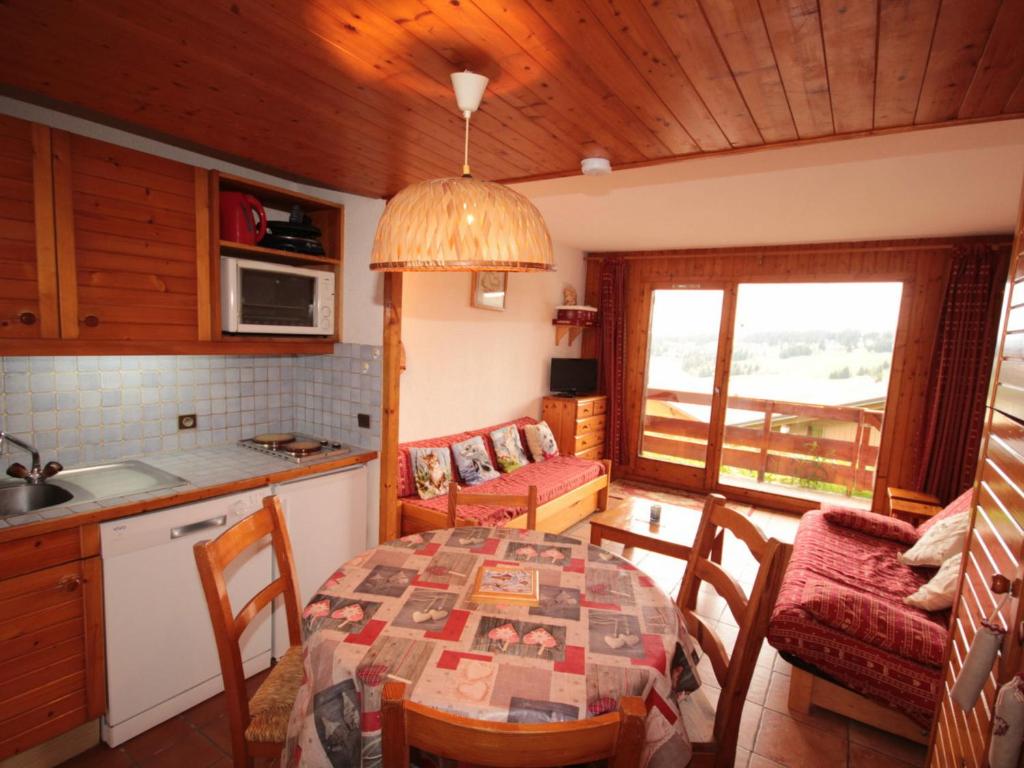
(283, 527, 701, 767)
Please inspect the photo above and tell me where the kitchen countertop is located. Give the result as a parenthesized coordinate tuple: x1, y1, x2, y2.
(0, 443, 377, 543)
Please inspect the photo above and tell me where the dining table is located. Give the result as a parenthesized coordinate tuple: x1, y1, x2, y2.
(282, 526, 703, 768)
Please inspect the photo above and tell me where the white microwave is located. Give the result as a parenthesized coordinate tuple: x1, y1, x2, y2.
(221, 256, 335, 336)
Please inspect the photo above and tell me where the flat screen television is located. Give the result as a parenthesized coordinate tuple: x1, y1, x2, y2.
(550, 358, 598, 396)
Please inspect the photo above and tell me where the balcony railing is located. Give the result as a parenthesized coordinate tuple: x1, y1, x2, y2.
(642, 388, 883, 498)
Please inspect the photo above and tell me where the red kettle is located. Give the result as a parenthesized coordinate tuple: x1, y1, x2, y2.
(219, 191, 267, 245)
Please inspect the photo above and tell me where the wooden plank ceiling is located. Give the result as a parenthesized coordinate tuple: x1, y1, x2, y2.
(1, 0, 1022, 199)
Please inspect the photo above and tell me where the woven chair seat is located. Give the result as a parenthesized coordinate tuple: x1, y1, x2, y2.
(245, 645, 305, 744)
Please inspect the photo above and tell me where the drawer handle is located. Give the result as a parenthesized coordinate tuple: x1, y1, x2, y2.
(18, 311, 36, 325)
(82, 315, 100, 327)
(170, 515, 227, 540)
(58, 575, 81, 592)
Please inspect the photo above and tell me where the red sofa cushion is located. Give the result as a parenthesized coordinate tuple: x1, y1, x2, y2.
(800, 579, 947, 667)
(402, 456, 606, 527)
(821, 507, 919, 544)
(767, 510, 948, 726)
(917, 488, 973, 536)
(397, 417, 538, 498)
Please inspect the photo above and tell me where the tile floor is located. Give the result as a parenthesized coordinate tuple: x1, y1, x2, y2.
(57, 484, 928, 768)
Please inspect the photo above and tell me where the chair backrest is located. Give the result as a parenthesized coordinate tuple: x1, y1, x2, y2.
(676, 493, 792, 768)
(447, 483, 538, 529)
(193, 495, 303, 759)
(380, 681, 645, 768)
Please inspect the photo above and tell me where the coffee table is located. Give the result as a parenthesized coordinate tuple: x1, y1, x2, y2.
(589, 496, 723, 564)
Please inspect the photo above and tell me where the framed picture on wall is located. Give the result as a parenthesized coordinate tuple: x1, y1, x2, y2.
(471, 272, 508, 311)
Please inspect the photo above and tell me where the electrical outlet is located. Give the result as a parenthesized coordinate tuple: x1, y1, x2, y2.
(178, 414, 197, 430)
(357, 413, 371, 429)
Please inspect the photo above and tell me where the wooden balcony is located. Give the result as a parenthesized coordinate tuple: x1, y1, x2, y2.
(642, 388, 883, 499)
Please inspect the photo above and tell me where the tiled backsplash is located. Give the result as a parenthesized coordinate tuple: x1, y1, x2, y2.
(0, 344, 381, 467)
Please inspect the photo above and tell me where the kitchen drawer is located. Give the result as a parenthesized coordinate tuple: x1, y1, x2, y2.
(0, 559, 86, 620)
(576, 415, 606, 436)
(576, 446, 604, 461)
(0, 524, 98, 580)
(575, 431, 604, 453)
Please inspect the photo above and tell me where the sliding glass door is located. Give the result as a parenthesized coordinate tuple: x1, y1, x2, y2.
(717, 282, 903, 505)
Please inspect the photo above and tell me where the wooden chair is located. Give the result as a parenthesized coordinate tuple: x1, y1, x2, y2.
(447, 483, 539, 529)
(676, 493, 793, 768)
(193, 495, 305, 768)
(380, 681, 645, 768)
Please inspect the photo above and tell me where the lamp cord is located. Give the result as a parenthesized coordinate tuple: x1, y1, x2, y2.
(462, 111, 471, 177)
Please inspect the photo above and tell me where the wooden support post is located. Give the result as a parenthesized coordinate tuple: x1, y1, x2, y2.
(379, 272, 403, 544)
(849, 411, 866, 497)
(757, 405, 773, 483)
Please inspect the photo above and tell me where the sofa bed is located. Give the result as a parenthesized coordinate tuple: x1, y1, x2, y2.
(766, 490, 972, 742)
(398, 417, 611, 535)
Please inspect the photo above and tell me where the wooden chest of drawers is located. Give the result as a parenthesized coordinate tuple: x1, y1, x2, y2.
(542, 395, 608, 460)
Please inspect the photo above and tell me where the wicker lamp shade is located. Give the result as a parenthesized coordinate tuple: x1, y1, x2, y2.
(370, 176, 554, 272)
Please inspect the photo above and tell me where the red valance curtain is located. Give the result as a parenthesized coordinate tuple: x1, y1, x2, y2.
(599, 257, 627, 465)
(916, 244, 1009, 502)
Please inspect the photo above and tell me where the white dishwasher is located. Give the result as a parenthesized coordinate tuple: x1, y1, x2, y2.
(100, 488, 273, 746)
(271, 464, 368, 658)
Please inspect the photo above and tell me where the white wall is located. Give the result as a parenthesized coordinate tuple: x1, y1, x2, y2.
(0, 96, 386, 346)
(515, 119, 1024, 251)
(398, 242, 586, 442)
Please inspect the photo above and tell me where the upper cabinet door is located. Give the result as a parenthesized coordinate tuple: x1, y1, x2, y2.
(0, 116, 58, 339)
(51, 131, 207, 341)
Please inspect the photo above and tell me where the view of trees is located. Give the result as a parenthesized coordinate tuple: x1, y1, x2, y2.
(649, 328, 896, 387)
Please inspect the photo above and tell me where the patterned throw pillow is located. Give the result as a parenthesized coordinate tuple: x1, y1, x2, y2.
(524, 421, 559, 462)
(489, 425, 530, 473)
(821, 507, 919, 545)
(451, 435, 500, 486)
(409, 447, 452, 500)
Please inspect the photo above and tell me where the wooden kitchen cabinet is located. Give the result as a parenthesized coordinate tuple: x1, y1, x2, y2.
(51, 130, 208, 342)
(0, 116, 337, 355)
(0, 526, 105, 760)
(0, 114, 58, 340)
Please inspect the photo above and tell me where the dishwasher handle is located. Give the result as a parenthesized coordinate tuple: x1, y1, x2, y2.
(170, 514, 227, 540)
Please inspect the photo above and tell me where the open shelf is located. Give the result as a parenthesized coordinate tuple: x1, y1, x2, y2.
(219, 239, 338, 267)
(210, 168, 345, 343)
(552, 319, 599, 346)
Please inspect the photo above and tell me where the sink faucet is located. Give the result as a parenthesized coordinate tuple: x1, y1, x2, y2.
(0, 432, 62, 485)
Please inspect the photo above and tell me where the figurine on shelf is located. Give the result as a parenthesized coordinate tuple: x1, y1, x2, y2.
(563, 285, 578, 306)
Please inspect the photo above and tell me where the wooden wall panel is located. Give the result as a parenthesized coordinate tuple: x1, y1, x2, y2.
(1, 1, 1021, 197)
(587, 237, 1011, 514)
(929, 183, 1024, 767)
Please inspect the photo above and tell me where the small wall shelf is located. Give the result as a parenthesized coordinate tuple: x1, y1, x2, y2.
(553, 320, 597, 346)
(219, 239, 338, 267)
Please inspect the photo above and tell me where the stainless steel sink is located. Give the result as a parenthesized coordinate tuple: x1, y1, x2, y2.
(0, 483, 74, 516)
(51, 460, 188, 502)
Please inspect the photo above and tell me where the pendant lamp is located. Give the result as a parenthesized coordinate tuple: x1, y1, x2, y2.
(370, 71, 554, 272)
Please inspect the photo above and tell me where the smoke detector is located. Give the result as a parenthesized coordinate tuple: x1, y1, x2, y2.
(580, 156, 612, 176)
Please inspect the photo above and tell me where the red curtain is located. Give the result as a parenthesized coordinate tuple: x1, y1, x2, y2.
(916, 244, 1009, 502)
(599, 257, 627, 465)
